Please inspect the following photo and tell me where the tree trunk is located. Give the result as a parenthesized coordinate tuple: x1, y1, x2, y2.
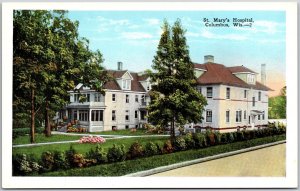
(30, 88, 35, 143)
(170, 118, 175, 141)
(44, 99, 51, 137)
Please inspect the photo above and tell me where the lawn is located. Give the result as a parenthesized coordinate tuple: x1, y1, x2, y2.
(42, 134, 286, 176)
(74, 129, 161, 136)
(13, 134, 83, 145)
(12, 136, 169, 159)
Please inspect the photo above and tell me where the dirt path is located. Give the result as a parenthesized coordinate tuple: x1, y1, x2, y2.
(150, 143, 286, 177)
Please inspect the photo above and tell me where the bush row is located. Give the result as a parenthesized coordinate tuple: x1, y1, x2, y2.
(13, 126, 286, 176)
(13, 127, 44, 139)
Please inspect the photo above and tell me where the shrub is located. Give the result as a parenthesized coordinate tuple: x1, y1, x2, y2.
(86, 145, 106, 164)
(243, 131, 251, 140)
(220, 133, 228, 144)
(214, 132, 222, 145)
(41, 151, 54, 171)
(193, 133, 207, 148)
(227, 132, 235, 143)
(126, 142, 144, 160)
(236, 131, 245, 141)
(206, 133, 216, 146)
(173, 136, 187, 151)
(107, 144, 126, 163)
(13, 154, 42, 175)
(162, 140, 173, 154)
(144, 142, 159, 157)
(53, 151, 69, 170)
(79, 136, 106, 144)
(184, 133, 195, 149)
(65, 146, 77, 167)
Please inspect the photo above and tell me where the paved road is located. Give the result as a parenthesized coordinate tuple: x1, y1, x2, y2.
(150, 143, 286, 177)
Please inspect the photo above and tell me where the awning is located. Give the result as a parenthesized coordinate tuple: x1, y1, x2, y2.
(250, 110, 264, 115)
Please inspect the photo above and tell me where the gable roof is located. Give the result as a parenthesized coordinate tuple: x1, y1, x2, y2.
(193, 62, 272, 91)
(103, 70, 146, 92)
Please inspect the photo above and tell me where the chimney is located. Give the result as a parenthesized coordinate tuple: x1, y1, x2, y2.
(261, 63, 266, 85)
(117, 62, 123, 70)
(204, 55, 214, 63)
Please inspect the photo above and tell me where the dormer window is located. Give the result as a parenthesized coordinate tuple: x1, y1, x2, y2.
(122, 79, 131, 90)
(247, 74, 255, 84)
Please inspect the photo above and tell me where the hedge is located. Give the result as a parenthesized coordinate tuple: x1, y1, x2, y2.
(12, 126, 286, 176)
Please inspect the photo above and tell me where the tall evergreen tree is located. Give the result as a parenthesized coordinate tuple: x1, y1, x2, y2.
(148, 19, 207, 139)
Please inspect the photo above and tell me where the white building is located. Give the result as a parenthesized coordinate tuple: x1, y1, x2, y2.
(61, 62, 151, 132)
(191, 55, 271, 132)
(60, 56, 271, 133)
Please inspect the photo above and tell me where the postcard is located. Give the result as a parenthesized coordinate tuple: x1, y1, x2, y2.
(2, 1, 298, 189)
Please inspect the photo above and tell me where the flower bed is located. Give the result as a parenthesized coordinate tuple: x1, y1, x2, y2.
(79, 136, 106, 144)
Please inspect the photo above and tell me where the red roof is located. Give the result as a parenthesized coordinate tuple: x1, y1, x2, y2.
(103, 70, 146, 92)
(194, 63, 272, 91)
(227, 66, 257, 74)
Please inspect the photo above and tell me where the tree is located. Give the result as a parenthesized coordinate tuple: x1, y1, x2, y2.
(13, 10, 110, 141)
(268, 86, 286, 119)
(148, 19, 207, 139)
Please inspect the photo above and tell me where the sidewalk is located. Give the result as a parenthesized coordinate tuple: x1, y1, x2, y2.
(13, 132, 169, 148)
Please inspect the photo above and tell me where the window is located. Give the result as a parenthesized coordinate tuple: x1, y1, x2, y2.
(135, 110, 138, 119)
(244, 110, 247, 120)
(73, 110, 77, 120)
(226, 87, 230, 99)
(112, 110, 116, 121)
(112, 94, 116, 102)
(196, 86, 202, 94)
(236, 110, 242, 122)
(141, 95, 146, 105)
(258, 115, 261, 120)
(258, 91, 261, 101)
(79, 110, 89, 121)
(244, 90, 247, 99)
(226, 110, 230, 123)
(74, 94, 79, 102)
(91, 110, 103, 121)
(207, 87, 213, 98)
(262, 113, 265, 120)
(94, 93, 102, 102)
(86, 94, 90, 102)
(140, 111, 146, 120)
(125, 110, 130, 121)
(252, 97, 255, 107)
(247, 74, 255, 83)
(125, 125, 129, 129)
(135, 125, 138, 128)
(126, 94, 129, 103)
(135, 95, 139, 102)
(206, 110, 212, 122)
(122, 79, 130, 90)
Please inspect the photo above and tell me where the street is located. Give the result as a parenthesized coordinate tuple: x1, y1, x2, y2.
(150, 143, 285, 177)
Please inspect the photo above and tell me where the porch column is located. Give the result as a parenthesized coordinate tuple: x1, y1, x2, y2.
(89, 109, 92, 132)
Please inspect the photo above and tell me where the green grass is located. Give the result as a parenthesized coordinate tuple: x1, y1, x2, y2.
(41, 134, 286, 176)
(13, 134, 83, 145)
(75, 129, 160, 136)
(13, 136, 169, 159)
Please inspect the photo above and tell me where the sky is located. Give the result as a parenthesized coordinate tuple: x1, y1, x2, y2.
(67, 11, 286, 97)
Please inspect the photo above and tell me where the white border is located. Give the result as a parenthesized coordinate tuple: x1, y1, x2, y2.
(2, 2, 298, 188)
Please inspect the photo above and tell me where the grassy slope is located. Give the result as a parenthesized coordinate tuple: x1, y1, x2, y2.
(13, 136, 169, 159)
(42, 134, 286, 176)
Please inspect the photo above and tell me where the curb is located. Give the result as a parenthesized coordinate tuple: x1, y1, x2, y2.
(123, 140, 286, 177)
